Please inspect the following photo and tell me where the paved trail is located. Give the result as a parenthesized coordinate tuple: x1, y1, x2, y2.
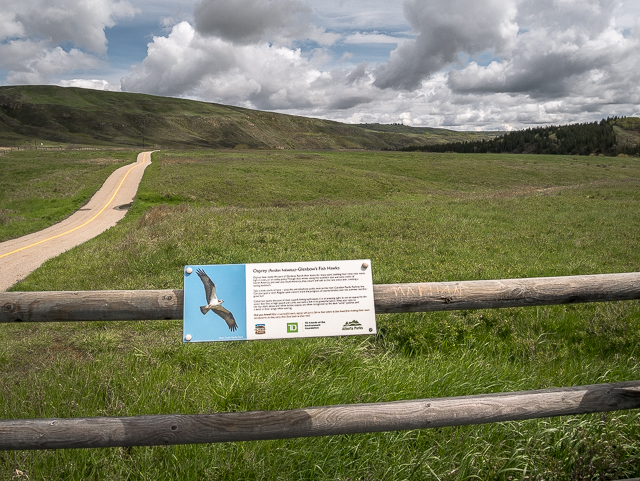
(0, 151, 154, 291)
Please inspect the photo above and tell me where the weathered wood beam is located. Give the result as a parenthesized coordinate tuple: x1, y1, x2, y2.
(373, 272, 640, 313)
(1, 273, 638, 323)
(1, 289, 183, 322)
(1, 380, 639, 450)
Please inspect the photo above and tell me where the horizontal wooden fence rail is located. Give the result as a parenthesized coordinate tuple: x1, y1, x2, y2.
(1, 272, 639, 323)
(1, 381, 639, 450)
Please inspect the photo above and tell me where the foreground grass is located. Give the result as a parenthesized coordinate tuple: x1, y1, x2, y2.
(2, 150, 640, 479)
(0, 150, 137, 242)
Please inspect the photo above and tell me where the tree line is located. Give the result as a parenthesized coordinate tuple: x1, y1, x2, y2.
(399, 117, 640, 156)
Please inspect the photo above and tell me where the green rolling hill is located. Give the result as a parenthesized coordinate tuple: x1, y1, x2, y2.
(0, 85, 499, 150)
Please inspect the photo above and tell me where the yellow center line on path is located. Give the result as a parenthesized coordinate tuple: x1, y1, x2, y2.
(0, 157, 144, 260)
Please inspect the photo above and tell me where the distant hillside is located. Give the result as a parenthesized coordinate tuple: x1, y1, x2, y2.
(357, 123, 499, 144)
(400, 118, 640, 157)
(611, 117, 640, 150)
(0, 86, 497, 150)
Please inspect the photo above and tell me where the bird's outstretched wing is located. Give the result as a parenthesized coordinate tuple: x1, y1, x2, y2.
(196, 268, 216, 303)
(211, 305, 238, 332)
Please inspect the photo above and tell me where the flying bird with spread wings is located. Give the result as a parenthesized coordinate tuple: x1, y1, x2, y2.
(196, 268, 238, 332)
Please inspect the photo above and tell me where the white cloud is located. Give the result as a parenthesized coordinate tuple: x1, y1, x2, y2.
(0, 6, 24, 39)
(0, 0, 137, 85)
(58, 78, 121, 91)
(307, 0, 408, 32)
(121, 21, 397, 113)
(122, 22, 325, 108)
(343, 32, 404, 44)
(617, 0, 640, 31)
(2, 42, 102, 84)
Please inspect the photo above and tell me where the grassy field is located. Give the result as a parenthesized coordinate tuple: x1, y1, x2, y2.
(0, 149, 138, 242)
(1, 150, 640, 479)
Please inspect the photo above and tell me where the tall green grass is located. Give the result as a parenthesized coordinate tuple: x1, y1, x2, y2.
(0, 150, 137, 241)
(1, 150, 640, 479)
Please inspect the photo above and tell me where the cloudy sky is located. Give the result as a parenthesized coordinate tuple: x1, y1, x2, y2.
(1, 0, 639, 130)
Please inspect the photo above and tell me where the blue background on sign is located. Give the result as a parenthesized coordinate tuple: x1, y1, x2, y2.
(183, 264, 247, 342)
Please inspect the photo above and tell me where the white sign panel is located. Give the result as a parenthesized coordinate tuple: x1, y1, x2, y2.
(183, 259, 375, 342)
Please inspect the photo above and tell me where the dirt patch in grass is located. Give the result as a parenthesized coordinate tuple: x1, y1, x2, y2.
(47, 338, 93, 361)
(159, 157, 199, 165)
(458, 178, 640, 199)
(0, 209, 21, 225)
(77, 157, 128, 165)
(137, 203, 190, 227)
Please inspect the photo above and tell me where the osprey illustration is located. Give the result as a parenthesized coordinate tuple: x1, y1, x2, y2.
(196, 268, 238, 332)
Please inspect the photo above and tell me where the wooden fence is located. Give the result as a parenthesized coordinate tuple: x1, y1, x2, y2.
(1, 272, 639, 450)
(1, 146, 133, 152)
(3, 272, 639, 323)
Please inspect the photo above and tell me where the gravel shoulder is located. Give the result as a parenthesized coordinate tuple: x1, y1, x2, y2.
(0, 151, 154, 291)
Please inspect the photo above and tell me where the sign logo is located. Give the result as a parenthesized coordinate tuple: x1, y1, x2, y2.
(255, 324, 266, 335)
(342, 320, 364, 331)
(287, 322, 298, 333)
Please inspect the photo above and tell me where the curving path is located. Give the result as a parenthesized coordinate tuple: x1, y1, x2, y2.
(0, 151, 154, 291)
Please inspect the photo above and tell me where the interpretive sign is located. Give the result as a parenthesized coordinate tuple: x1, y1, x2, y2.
(183, 259, 375, 342)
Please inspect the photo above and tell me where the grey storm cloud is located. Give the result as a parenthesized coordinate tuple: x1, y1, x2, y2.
(328, 95, 374, 110)
(373, 0, 518, 91)
(447, 0, 638, 99)
(1, 0, 137, 54)
(193, 0, 312, 44)
(517, 0, 621, 34)
(345, 62, 368, 85)
(448, 47, 621, 98)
